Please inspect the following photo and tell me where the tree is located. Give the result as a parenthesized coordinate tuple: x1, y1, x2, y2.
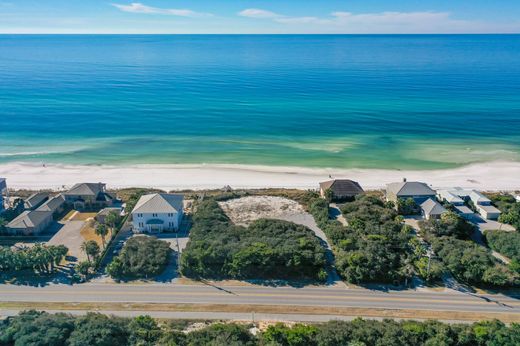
(75, 261, 93, 280)
(104, 210, 121, 230)
(67, 313, 129, 346)
(95, 223, 109, 248)
(128, 315, 162, 346)
(323, 188, 334, 203)
(107, 236, 171, 279)
(0, 310, 74, 346)
(81, 240, 100, 262)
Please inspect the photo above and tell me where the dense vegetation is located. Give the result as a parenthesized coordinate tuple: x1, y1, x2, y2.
(0, 244, 68, 275)
(304, 193, 418, 284)
(2, 311, 520, 346)
(397, 197, 421, 215)
(106, 236, 171, 279)
(180, 199, 327, 281)
(420, 213, 519, 287)
(485, 230, 520, 273)
(419, 212, 475, 240)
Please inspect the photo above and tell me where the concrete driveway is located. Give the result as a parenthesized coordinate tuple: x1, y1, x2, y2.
(47, 220, 86, 262)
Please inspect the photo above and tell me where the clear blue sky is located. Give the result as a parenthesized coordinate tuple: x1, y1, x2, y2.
(1, 0, 519, 34)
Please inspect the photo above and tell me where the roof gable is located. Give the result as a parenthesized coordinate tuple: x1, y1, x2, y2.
(8, 210, 52, 229)
(387, 181, 435, 197)
(64, 183, 105, 196)
(132, 194, 183, 214)
(320, 179, 364, 196)
(421, 198, 447, 215)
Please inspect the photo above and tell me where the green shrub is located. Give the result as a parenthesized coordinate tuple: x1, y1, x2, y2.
(180, 200, 327, 281)
(107, 236, 171, 279)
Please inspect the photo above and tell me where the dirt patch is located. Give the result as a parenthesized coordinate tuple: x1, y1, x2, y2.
(79, 219, 111, 248)
(219, 196, 306, 226)
(71, 212, 98, 221)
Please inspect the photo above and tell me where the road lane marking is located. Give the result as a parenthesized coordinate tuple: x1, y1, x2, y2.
(0, 290, 519, 307)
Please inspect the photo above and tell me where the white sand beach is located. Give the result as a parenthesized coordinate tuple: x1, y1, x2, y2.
(0, 161, 519, 192)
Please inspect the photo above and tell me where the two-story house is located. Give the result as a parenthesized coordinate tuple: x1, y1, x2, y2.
(131, 193, 184, 233)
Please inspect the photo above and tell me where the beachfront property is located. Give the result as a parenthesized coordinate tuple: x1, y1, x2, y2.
(438, 188, 501, 220)
(6, 210, 53, 236)
(131, 193, 184, 234)
(62, 182, 114, 210)
(319, 179, 364, 201)
(420, 198, 447, 220)
(469, 190, 501, 220)
(437, 189, 474, 219)
(36, 194, 66, 217)
(0, 178, 6, 212)
(24, 192, 50, 210)
(385, 180, 437, 204)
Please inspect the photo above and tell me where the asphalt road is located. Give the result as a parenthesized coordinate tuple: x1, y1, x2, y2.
(1, 283, 519, 315)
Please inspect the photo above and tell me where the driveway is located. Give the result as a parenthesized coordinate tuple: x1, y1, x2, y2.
(47, 220, 86, 262)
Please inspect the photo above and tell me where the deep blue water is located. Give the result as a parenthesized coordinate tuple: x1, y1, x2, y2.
(1, 35, 520, 169)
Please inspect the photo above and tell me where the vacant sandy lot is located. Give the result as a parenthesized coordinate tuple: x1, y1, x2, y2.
(219, 196, 306, 226)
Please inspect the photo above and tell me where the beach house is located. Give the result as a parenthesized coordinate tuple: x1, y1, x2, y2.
(131, 193, 184, 233)
(469, 191, 501, 220)
(6, 210, 53, 235)
(319, 179, 364, 201)
(420, 198, 447, 220)
(437, 189, 474, 218)
(386, 180, 436, 204)
(36, 194, 66, 217)
(24, 192, 50, 210)
(63, 182, 114, 210)
(0, 178, 6, 212)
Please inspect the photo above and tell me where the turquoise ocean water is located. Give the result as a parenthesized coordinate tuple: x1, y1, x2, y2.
(1, 35, 520, 169)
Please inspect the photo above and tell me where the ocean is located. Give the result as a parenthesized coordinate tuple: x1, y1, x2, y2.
(1, 35, 520, 170)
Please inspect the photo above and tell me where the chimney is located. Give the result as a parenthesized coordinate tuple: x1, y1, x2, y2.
(403, 177, 407, 182)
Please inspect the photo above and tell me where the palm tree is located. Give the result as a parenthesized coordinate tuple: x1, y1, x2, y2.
(95, 224, 109, 248)
(76, 261, 92, 280)
(80, 241, 90, 262)
(105, 211, 120, 231)
(85, 240, 101, 262)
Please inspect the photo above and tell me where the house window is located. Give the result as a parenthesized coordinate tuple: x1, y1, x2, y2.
(152, 213, 157, 217)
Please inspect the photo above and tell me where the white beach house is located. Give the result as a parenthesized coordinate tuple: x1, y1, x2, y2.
(131, 193, 184, 233)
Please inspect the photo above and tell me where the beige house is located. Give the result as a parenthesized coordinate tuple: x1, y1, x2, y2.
(36, 194, 66, 217)
(420, 198, 447, 220)
(6, 210, 53, 236)
(63, 183, 114, 210)
(386, 180, 436, 204)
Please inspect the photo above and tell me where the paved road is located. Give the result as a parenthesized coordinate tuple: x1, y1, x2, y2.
(1, 283, 519, 315)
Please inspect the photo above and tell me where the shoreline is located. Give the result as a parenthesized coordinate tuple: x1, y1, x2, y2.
(1, 161, 519, 192)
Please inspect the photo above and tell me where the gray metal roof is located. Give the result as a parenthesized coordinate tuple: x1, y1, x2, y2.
(36, 194, 65, 213)
(24, 192, 50, 209)
(420, 198, 447, 215)
(7, 210, 52, 229)
(437, 190, 464, 204)
(386, 181, 436, 197)
(63, 183, 106, 196)
(132, 193, 183, 214)
(469, 190, 491, 204)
